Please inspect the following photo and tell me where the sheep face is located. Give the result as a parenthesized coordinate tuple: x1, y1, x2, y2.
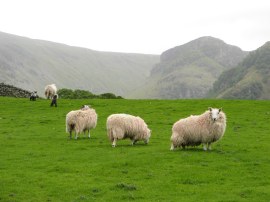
(81, 105, 90, 110)
(144, 129, 151, 144)
(209, 107, 222, 122)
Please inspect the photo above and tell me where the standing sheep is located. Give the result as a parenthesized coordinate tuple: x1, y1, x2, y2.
(45, 84, 57, 99)
(66, 105, 97, 139)
(170, 107, 226, 151)
(30, 91, 38, 101)
(106, 114, 151, 147)
(50, 94, 58, 107)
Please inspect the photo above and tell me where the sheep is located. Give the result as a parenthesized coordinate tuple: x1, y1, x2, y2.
(170, 107, 226, 151)
(66, 105, 98, 139)
(45, 84, 57, 99)
(30, 91, 37, 101)
(106, 114, 151, 147)
(50, 94, 58, 107)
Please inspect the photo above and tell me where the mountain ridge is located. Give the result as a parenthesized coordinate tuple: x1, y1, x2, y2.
(209, 41, 270, 99)
(128, 36, 248, 99)
(0, 31, 159, 97)
(2, 31, 269, 100)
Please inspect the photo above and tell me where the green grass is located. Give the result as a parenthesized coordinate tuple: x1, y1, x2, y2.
(0, 97, 270, 201)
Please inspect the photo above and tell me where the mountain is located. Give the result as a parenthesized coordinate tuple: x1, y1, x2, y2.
(0, 31, 159, 97)
(128, 37, 248, 99)
(209, 42, 270, 99)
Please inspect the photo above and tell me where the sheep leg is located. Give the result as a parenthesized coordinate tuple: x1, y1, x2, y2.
(207, 143, 212, 150)
(69, 131, 72, 139)
(131, 139, 137, 146)
(203, 144, 207, 151)
(170, 144, 175, 151)
(75, 133, 78, 140)
(88, 130, 91, 139)
(112, 139, 117, 147)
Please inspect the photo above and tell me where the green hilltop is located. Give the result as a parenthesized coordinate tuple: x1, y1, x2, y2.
(209, 42, 270, 99)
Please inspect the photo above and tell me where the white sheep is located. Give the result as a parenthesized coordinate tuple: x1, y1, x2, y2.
(66, 105, 98, 139)
(170, 107, 226, 151)
(45, 84, 57, 99)
(106, 114, 151, 147)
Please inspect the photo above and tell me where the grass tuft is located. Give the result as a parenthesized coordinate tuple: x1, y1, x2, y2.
(115, 183, 137, 191)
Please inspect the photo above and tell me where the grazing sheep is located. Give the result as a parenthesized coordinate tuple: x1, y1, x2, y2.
(170, 107, 226, 151)
(45, 84, 57, 99)
(30, 91, 37, 101)
(66, 105, 97, 139)
(106, 114, 151, 147)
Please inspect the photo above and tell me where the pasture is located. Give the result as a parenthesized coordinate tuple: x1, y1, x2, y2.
(0, 97, 269, 201)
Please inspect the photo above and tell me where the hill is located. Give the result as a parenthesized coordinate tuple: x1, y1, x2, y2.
(209, 42, 270, 99)
(0, 31, 159, 98)
(129, 37, 248, 99)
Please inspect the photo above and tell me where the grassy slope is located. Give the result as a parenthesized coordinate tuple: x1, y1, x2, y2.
(0, 97, 269, 201)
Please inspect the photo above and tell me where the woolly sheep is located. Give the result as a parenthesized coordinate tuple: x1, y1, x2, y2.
(106, 114, 151, 147)
(170, 107, 226, 151)
(45, 84, 57, 99)
(66, 105, 98, 139)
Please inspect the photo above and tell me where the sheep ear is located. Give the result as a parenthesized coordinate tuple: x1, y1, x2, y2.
(208, 107, 212, 111)
(219, 108, 222, 112)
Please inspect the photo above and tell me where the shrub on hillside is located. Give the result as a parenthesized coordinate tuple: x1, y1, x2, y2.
(99, 93, 123, 99)
(58, 88, 123, 99)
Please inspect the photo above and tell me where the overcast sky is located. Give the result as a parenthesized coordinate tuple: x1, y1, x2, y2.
(0, 0, 269, 54)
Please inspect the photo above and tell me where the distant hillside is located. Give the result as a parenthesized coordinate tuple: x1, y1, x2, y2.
(129, 37, 248, 99)
(0, 31, 159, 97)
(209, 42, 270, 99)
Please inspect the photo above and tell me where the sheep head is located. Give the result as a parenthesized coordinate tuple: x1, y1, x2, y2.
(208, 107, 222, 122)
(81, 105, 90, 110)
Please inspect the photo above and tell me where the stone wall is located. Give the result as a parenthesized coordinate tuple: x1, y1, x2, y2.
(0, 83, 32, 98)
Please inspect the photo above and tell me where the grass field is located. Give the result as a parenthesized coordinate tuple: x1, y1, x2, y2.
(0, 97, 269, 201)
